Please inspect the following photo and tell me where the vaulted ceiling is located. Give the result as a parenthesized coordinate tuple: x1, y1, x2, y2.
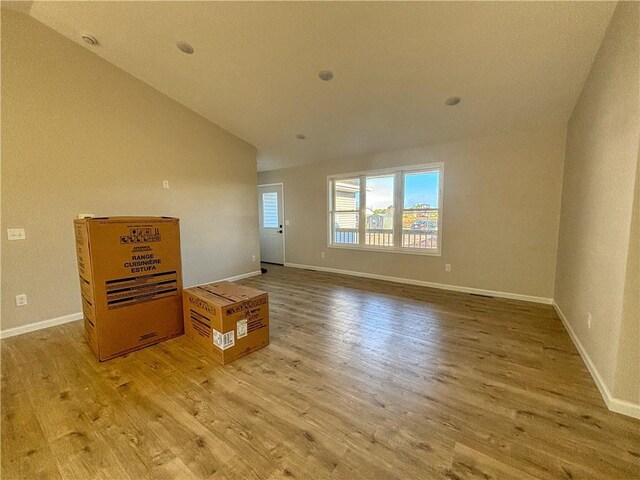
(20, 1, 615, 170)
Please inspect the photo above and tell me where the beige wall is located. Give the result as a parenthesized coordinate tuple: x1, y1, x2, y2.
(1, 11, 260, 331)
(616, 159, 639, 403)
(259, 126, 566, 300)
(555, 1, 639, 403)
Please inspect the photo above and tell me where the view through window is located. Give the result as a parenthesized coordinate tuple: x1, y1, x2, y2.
(262, 192, 279, 228)
(329, 164, 442, 254)
(333, 178, 360, 245)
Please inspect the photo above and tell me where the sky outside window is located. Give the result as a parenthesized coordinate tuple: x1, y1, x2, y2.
(366, 176, 394, 211)
(404, 171, 439, 209)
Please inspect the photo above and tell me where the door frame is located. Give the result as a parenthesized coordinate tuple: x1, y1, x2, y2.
(258, 182, 286, 264)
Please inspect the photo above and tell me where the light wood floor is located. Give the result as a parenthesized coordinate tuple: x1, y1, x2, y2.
(2, 265, 639, 480)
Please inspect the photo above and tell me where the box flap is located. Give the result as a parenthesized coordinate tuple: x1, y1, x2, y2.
(87, 216, 178, 223)
(186, 281, 266, 307)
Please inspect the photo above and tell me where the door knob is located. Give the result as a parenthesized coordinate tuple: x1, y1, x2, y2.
(278, 230, 283, 233)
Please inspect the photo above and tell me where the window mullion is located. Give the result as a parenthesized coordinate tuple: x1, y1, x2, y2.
(394, 172, 403, 248)
(359, 175, 366, 246)
(329, 180, 335, 245)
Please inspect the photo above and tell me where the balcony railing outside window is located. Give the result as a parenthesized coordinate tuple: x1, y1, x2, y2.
(335, 228, 437, 249)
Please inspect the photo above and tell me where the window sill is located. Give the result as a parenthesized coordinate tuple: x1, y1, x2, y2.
(327, 244, 442, 257)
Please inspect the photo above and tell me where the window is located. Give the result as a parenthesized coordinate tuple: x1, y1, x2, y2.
(328, 163, 442, 255)
(402, 170, 439, 249)
(365, 175, 394, 246)
(332, 178, 360, 244)
(262, 192, 279, 228)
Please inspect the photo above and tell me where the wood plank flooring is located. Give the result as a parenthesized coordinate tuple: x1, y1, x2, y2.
(2, 265, 639, 479)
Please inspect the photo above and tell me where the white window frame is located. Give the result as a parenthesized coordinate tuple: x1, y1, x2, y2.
(327, 162, 444, 256)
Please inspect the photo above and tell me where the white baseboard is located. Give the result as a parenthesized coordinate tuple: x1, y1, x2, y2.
(553, 301, 640, 419)
(226, 270, 262, 282)
(0, 270, 262, 340)
(0, 312, 83, 339)
(284, 262, 553, 304)
(187, 269, 262, 288)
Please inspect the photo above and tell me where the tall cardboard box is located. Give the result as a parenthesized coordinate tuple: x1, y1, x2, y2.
(183, 282, 269, 365)
(74, 216, 184, 361)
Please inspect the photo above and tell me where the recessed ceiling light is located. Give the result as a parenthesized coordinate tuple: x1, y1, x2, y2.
(177, 41, 194, 55)
(445, 96, 461, 106)
(318, 70, 334, 81)
(81, 34, 98, 46)
(296, 134, 306, 140)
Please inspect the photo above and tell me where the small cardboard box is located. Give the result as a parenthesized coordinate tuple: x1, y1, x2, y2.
(183, 282, 269, 364)
(74, 216, 184, 361)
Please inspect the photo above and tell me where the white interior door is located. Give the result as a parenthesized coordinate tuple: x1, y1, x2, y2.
(259, 184, 284, 264)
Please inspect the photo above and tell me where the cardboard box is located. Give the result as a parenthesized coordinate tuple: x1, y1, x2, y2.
(183, 282, 269, 365)
(74, 216, 183, 361)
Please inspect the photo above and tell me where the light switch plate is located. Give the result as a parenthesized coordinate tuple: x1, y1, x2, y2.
(15, 294, 28, 306)
(7, 228, 26, 240)
(163, 180, 170, 189)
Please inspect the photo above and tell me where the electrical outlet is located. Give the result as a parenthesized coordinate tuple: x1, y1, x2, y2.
(7, 228, 26, 240)
(321, 251, 326, 259)
(162, 180, 170, 189)
(445, 264, 451, 272)
(252, 255, 256, 262)
(587, 312, 592, 329)
(78, 213, 95, 219)
(15, 294, 28, 306)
